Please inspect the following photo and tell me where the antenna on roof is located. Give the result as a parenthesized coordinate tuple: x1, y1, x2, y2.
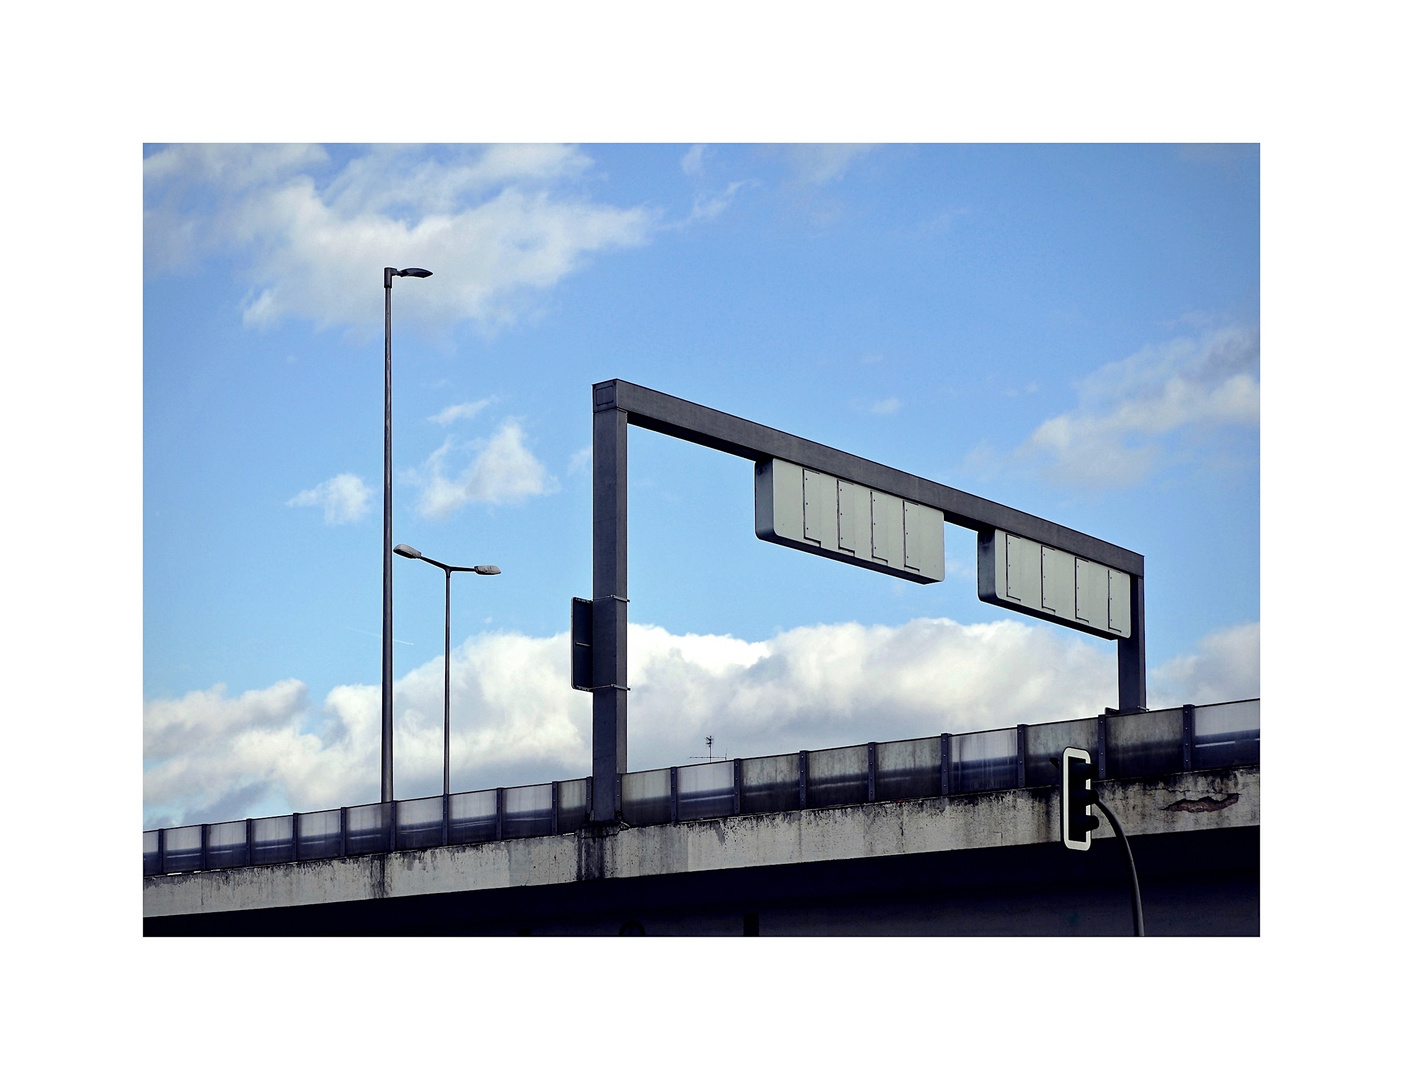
(689, 735, 718, 763)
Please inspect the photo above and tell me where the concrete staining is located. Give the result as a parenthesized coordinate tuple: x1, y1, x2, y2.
(144, 766, 1257, 921)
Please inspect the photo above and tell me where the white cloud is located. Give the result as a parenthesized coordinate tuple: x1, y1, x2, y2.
(145, 616, 1129, 825)
(145, 616, 1262, 827)
(143, 631, 588, 827)
(688, 180, 753, 222)
(412, 420, 558, 518)
(429, 397, 494, 425)
(144, 144, 657, 331)
(142, 144, 330, 271)
(568, 446, 592, 475)
(287, 472, 371, 524)
(1149, 622, 1260, 708)
(143, 143, 329, 191)
(866, 397, 901, 415)
(626, 618, 1118, 767)
(681, 144, 707, 176)
(1008, 324, 1260, 489)
(786, 144, 873, 185)
(143, 678, 371, 826)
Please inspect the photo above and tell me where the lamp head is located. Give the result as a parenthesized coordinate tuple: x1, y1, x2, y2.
(393, 544, 422, 560)
(384, 267, 433, 287)
(474, 565, 501, 576)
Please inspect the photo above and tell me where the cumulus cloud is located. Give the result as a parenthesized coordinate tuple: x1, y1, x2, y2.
(145, 615, 1261, 827)
(146, 616, 1124, 826)
(625, 618, 1119, 767)
(1149, 622, 1260, 708)
(411, 420, 557, 518)
(1006, 324, 1259, 489)
(142, 631, 586, 827)
(287, 473, 371, 524)
(143, 678, 370, 826)
(143, 144, 657, 331)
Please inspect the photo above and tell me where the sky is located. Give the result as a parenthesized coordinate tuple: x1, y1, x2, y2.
(142, 142, 1260, 828)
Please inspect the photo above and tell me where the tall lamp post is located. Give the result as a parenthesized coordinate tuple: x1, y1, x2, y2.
(394, 544, 500, 796)
(382, 266, 432, 804)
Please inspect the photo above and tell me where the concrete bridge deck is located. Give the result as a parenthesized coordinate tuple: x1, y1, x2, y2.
(144, 764, 1257, 935)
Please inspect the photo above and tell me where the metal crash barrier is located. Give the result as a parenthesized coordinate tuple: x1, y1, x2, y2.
(144, 699, 1258, 876)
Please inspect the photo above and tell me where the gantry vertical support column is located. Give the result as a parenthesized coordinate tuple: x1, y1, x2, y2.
(1117, 574, 1147, 713)
(591, 382, 629, 822)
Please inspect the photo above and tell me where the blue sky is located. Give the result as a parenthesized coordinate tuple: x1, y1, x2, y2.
(143, 143, 1259, 826)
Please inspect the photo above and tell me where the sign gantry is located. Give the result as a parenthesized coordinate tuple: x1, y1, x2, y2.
(579, 379, 1145, 823)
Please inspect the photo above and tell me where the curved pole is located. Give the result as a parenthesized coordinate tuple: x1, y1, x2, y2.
(1093, 793, 1145, 936)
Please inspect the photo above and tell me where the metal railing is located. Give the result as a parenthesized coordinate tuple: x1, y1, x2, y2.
(144, 699, 1258, 876)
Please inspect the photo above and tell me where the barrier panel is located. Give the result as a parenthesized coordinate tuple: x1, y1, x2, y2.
(296, 810, 343, 861)
(807, 744, 869, 807)
(346, 802, 391, 855)
(677, 761, 735, 821)
(1105, 708, 1182, 779)
(556, 779, 590, 833)
(875, 737, 940, 801)
(503, 784, 553, 839)
(449, 790, 498, 845)
(950, 729, 1018, 793)
(251, 816, 294, 865)
(740, 754, 800, 814)
(206, 819, 250, 870)
(1193, 699, 1260, 769)
(397, 796, 445, 850)
(621, 768, 671, 826)
(1023, 718, 1099, 788)
(164, 825, 203, 874)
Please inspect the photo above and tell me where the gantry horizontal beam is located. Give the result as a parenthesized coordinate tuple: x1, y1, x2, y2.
(597, 380, 1143, 576)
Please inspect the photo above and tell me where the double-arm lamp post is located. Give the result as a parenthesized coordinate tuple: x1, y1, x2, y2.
(381, 267, 432, 804)
(394, 544, 501, 796)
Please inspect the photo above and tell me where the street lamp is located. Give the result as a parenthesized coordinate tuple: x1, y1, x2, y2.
(382, 266, 432, 804)
(394, 543, 501, 797)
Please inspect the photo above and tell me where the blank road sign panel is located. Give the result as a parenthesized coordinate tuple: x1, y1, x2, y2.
(871, 489, 902, 566)
(978, 529, 1131, 639)
(837, 480, 871, 556)
(1075, 558, 1109, 629)
(757, 459, 944, 584)
(1108, 566, 1132, 635)
(802, 469, 838, 549)
(1040, 546, 1075, 618)
(904, 501, 944, 579)
(1004, 532, 1041, 604)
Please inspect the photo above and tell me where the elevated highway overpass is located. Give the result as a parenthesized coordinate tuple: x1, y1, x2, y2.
(144, 700, 1259, 935)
